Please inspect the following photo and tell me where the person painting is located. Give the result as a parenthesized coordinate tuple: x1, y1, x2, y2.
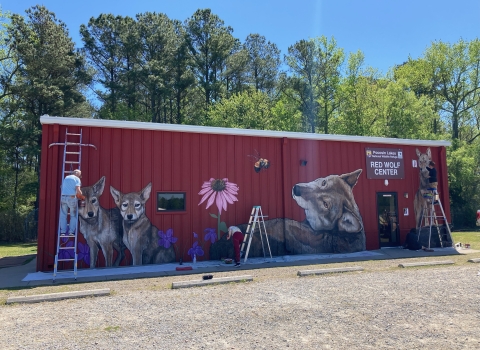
(227, 226, 244, 267)
(426, 161, 438, 192)
(60, 169, 84, 236)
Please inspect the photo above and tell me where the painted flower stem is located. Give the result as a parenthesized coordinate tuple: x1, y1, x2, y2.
(217, 211, 221, 240)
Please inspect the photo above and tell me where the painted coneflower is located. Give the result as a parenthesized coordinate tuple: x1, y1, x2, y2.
(198, 178, 239, 214)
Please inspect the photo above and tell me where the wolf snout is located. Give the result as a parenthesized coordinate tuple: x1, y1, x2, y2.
(88, 211, 94, 218)
(292, 185, 302, 197)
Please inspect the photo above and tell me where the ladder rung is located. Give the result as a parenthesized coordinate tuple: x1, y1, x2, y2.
(57, 258, 75, 261)
(65, 161, 80, 164)
(66, 142, 81, 145)
(67, 133, 81, 136)
(59, 247, 75, 249)
(66, 152, 80, 154)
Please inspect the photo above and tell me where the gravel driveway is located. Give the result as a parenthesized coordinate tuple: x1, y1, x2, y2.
(1, 257, 479, 349)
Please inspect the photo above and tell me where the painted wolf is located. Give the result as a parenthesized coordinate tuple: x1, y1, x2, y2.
(79, 176, 126, 268)
(292, 169, 365, 236)
(414, 147, 431, 228)
(110, 183, 176, 265)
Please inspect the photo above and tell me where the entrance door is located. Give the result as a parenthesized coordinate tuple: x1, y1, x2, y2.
(377, 192, 400, 247)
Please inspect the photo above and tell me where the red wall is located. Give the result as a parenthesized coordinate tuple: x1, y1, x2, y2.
(37, 123, 450, 271)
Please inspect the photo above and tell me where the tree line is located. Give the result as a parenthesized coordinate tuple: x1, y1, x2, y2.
(1, 6, 479, 239)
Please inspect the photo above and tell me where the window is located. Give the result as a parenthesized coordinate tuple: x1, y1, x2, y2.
(157, 192, 186, 212)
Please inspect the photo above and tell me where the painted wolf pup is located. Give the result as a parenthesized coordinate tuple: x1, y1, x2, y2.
(110, 183, 176, 265)
(79, 176, 126, 268)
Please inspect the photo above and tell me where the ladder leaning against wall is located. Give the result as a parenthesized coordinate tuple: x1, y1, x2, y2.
(49, 128, 96, 281)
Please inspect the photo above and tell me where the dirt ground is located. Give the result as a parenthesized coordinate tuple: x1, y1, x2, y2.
(1, 253, 479, 349)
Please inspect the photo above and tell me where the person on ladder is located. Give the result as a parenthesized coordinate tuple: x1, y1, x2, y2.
(426, 161, 438, 202)
(227, 226, 244, 267)
(60, 169, 85, 236)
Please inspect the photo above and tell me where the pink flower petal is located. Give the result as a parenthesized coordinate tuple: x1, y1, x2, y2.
(198, 186, 212, 195)
(206, 192, 216, 209)
(220, 192, 228, 211)
(198, 189, 213, 205)
(223, 190, 236, 204)
(215, 193, 224, 214)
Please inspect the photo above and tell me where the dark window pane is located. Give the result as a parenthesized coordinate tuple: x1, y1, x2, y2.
(157, 192, 186, 212)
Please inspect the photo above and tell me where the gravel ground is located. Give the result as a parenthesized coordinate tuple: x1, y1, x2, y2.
(0, 256, 479, 349)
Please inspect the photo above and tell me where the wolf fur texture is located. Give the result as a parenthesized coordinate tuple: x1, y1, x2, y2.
(292, 169, 365, 235)
(79, 176, 126, 268)
(414, 147, 431, 228)
(110, 183, 175, 265)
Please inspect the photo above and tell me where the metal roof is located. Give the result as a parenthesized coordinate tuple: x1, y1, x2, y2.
(40, 115, 451, 147)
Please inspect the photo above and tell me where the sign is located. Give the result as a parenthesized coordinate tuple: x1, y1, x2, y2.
(365, 148, 404, 179)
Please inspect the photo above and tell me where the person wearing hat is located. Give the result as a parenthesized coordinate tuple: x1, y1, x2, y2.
(59, 169, 85, 236)
(226, 226, 244, 267)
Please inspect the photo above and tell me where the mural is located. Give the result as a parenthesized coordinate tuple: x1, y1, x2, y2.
(110, 183, 176, 265)
(248, 150, 270, 173)
(413, 147, 431, 228)
(210, 169, 366, 259)
(72, 167, 365, 270)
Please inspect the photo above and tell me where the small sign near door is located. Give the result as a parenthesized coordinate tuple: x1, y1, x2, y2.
(365, 148, 405, 179)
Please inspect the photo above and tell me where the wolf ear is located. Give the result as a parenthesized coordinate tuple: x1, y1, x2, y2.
(140, 182, 152, 202)
(416, 148, 421, 157)
(426, 147, 431, 158)
(338, 207, 363, 233)
(110, 186, 121, 206)
(92, 176, 106, 196)
(340, 169, 362, 189)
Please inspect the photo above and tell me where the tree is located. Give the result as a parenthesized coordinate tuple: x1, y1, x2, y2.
(244, 34, 281, 94)
(7, 5, 92, 208)
(184, 9, 236, 118)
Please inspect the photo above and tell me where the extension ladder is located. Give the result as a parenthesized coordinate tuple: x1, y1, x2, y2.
(418, 188, 454, 249)
(240, 206, 272, 263)
(49, 128, 96, 281)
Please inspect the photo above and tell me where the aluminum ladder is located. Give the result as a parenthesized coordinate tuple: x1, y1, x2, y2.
(418, 188, 454, 249)
(240, 206, 272, 263)
(49, 128, 96, 281)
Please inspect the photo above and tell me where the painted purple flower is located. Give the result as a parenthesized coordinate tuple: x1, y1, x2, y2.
(198, 178, 239, 214)
(158, 228, 178, 249)
(204, 228, 217, 244)
(193, 232, 198, 238)
(77, 242, 90, 266)
(58, 238, 74, 260)
(187, 241, 204, 258)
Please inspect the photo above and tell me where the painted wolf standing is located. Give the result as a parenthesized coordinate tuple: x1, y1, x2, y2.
(414, 148, 432, 228)
(79, 176, 126, 268)
(110, 183, 176, 265)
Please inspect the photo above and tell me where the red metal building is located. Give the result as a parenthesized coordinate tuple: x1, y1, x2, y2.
(37, 116, 451, 271)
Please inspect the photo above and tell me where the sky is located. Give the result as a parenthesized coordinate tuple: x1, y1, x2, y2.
(2, 0, 480, 74)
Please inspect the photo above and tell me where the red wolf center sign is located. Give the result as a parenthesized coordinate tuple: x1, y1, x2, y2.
(365, 148, 404, 179)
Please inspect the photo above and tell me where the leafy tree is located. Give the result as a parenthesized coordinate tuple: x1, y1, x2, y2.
(244, 34, 281, 94)
(184, 9, 236, 118)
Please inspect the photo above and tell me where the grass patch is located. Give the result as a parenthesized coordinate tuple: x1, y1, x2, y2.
(451, 231, 480, 249)
(104, 326, 120, 332)
(0, 242, 37, 258)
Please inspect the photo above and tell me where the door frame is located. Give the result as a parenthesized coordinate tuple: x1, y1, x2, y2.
(377, 192, 400, 247)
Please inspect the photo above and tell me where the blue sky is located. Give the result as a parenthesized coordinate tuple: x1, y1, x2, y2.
(2, 0, 480, 74)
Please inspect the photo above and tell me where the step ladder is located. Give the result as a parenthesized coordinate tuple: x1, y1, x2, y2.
(239, 206, 272, 263)
(418, 188, 454, 249)
(49, 128, 96, 281)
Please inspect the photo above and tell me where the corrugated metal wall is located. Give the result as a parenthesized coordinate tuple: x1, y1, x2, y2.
(37, 123, 450, 271)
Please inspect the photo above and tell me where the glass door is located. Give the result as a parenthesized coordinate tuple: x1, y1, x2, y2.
(377, 192, 400, 247)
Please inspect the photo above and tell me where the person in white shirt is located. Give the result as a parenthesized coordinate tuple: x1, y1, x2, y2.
(59, 169, 84, 236)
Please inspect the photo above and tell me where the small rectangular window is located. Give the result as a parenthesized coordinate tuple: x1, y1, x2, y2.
(157, 192, 186, 212)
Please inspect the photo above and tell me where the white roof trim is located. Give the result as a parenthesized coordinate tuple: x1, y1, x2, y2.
(40, 115, 451, 147)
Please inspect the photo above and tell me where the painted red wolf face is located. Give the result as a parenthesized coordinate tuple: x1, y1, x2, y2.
(292, 169, 364, 233)
(110, 183, 151, 223)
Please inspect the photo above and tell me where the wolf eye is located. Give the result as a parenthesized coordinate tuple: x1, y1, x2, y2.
(323, 201, 328, 208)
(134, 203, 141, 208)
(91, 198, 97, 204)
(322, 180, 326, 186)
(122, 203, 128, 208)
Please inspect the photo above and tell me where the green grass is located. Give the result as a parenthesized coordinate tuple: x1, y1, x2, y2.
(451, 230, 480, 249)
(0, 242, 37, 258)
